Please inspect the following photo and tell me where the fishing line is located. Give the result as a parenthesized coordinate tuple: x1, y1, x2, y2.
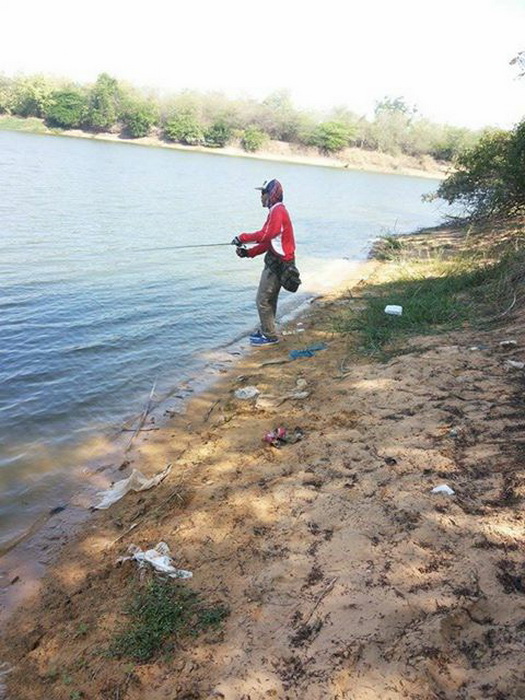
(132, 242, 234, 253)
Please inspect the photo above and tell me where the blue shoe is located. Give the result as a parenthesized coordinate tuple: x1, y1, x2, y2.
(250, 334, 279, 346)
(250, 329, 263, 340)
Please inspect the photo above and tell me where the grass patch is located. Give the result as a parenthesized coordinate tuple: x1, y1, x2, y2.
(0, 115, 51, 133)
(110, 577, 229, 663)
(334, 242, 525, 357)
(372, 234, 406, 261)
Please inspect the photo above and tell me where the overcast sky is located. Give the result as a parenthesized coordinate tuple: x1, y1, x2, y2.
(2, 0, 524, 129)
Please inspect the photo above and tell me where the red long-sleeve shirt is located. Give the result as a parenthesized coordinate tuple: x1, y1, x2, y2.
(237, 202, 295, 261)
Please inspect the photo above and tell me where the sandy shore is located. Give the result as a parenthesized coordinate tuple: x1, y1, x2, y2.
(59, 132, 450, 180)
(0, 116, 449, 180)
(1, 221, 524, 699)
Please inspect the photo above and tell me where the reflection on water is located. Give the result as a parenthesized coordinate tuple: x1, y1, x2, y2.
(0, 130, 447, 551)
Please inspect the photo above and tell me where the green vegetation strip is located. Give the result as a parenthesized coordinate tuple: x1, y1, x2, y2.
(0, 73, 479, 159)
(0, 115, 51, 133)
(110, 577, 229, 662)
(334, 240, 525, 357)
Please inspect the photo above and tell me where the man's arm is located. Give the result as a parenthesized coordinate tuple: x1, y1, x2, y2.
(238, 207, 283, 245)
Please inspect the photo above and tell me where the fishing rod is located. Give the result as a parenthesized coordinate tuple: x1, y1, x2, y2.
(134, 242, 235, 253)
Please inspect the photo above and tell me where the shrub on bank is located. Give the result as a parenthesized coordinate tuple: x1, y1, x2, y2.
(45, 89, 87, 129)
(204, 120, 232, 148)
(0, 71, 485, 163)
(240, 126, 266, 152)
(84, 73, 122, 132)
(121, 99, 159, 138)
(309, 121, 354, 154)
(164, 112, 204, 145)
(437, 121, 525, 218)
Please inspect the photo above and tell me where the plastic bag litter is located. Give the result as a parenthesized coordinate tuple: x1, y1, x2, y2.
(289, 343, 327, 360)
(263, 427, 305, 447)
(234, 386, 260, 399)
(259, 378, 310, 407)
(282, 328, 305, 336)
(431, 484, 455, 495)
(385, 305, 403, 316)
(505, 359, 525, 369)
(118, 541, 193, 579)
(94, 464, 172, 509)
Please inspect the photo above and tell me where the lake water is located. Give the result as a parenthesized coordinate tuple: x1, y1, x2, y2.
(0, 130, 448, 553)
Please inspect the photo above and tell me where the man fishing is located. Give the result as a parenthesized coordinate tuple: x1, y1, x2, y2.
(232, 178, 296, 346)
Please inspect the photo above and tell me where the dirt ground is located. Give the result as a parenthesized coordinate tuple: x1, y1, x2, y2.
(1, 235, 525, 699)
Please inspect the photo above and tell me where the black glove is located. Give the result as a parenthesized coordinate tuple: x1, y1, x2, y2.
(236, 246, 249, 258)
(231, 236, 241, 246)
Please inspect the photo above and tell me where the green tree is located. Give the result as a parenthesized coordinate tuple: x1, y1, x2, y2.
(121, 99, 158, 138)
(436, 126, 525, 217)
(85, 73, 121, 132)
(12, 75, 54, 118)
(310, 121, 353, 154)
(240, 126, 266, 152)
(260, 89, 303, 142)
(371, 95, 417, 155)
(45, 89, 87, 128)
(0, 75, 15, 114)
(430, 125, 480, 161)
(204, 120, 232, 147)
(164, 112, 204, 145)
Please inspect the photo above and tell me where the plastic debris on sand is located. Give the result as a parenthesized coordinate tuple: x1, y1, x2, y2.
(118, 541, 193, 579)
(94, 464, 172, 509)
(431, 484, 455, 495)
(263, 426, 305, 447)
(505, 359, 525, 369)
(289, 343, 327, 360)
(234, 386, 260, 400)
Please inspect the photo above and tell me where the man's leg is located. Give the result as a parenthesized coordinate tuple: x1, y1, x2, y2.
(256, 266, 281, 339)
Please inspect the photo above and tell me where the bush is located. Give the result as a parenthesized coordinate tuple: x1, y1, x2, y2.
(45, 89, 87, 128)
(121, 100, 158, 138)
(0, 75, 15, 114)
(310, 121, 353, 154)
(12, 75, 54, 118)
(240, 126, 266, 152)
(430, 125, 480, 162)
(164, 112, 204, 145)
(204, 120, 232, 147)
(436, 125, 525, 217)
(84, 73, 121, 132)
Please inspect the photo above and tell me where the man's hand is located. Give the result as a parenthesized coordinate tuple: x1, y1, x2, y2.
(236, 246, 249, 258)
(231, 236, 241, 246)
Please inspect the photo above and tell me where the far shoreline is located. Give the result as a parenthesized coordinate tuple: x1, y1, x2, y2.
(0, 115, 449, 181)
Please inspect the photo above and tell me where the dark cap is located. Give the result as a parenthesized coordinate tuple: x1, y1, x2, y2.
(255, 179, 275, 194)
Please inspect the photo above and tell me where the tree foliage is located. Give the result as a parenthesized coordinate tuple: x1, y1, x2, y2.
(437, 122, 525, 217)
(204, 120, 232, 148)
(1, 75, 484, 165)
(240, 126, 266, 152)
(164, 112, 204, 145)
(510, 50, 525, 78)
(85, 73, 122, 132)
(45, 89, 87, 128)
(310, 121, 353, 153)
(0, 75, 15, 114)
(12, 75, 55, 118)
(121, 98, 158, 138)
